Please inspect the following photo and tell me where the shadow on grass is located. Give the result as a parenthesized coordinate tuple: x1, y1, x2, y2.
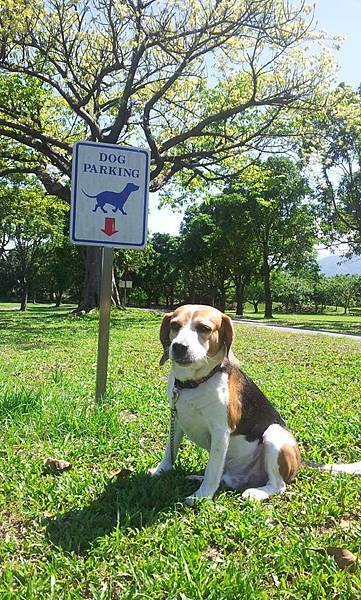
(271, 319, 361, 335)
(233, 316, 361, 336)
(0, 309, 161, 345)
(46, 469, 194, 555)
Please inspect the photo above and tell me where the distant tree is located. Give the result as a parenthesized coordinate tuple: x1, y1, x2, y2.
(328, 275, 360, 314)
(179, 196, 260, 312)
(180, 209, 227, 308)
(132, 234, 182, 307)
(273, 274, 313, 312)
(151, 234, 183, 308)
(310, 275, 333, 312)
(305, 85, 361, 254)
(231, 157, 316, 318)
(111, 245, 157, 308)
(41, 239, 83, 306)
(245, 279, 265, 314)
(0, 178, 67, 310)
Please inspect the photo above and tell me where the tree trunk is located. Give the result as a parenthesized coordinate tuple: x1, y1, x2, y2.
(55, 291, 63, 307)
(263, 262, 273, 318)
(75, 246, 102, 313)
(20, 286, 28, 312)
(253, 301, 259, 314)
(111, 271, 122, 308)
(217, 296, 226, 313)
(235, 281, 245, 316)
(217, 282, 226, 313)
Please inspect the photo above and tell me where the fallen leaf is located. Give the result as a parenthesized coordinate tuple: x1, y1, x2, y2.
(339, 515, 356, 530)
(43, 457, 72, 472)
(110, 467, 134, 479)
(326, 547, 357, 572)
(204, 546, 224, 564)
(118, 410, 137, 423)
(43, 511, 54, 518)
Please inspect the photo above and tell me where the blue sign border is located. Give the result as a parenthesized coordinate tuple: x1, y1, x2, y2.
(71, 141, 149, 248)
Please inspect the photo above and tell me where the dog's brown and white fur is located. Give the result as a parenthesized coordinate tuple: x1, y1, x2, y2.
(151, 304, 301, 505)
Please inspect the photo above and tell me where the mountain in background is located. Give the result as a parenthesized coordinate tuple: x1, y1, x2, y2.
(318, 254, 361, 276)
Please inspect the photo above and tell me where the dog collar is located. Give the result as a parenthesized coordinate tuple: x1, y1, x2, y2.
(174, 362, 225, 390)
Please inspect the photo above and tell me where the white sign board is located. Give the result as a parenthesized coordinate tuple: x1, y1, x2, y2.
(70, 141, 150, 248)
(119, 280, 133, 288)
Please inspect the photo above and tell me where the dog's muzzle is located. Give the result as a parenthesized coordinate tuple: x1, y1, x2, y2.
(171, 342, 190, 363)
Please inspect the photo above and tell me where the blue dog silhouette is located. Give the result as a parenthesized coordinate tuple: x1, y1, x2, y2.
(82, 182, 140, 214)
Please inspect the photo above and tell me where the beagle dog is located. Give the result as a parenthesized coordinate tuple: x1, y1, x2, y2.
(151, 304, 301, 505)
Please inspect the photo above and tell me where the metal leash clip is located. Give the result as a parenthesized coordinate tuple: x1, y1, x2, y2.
(170, 388, 180, 465)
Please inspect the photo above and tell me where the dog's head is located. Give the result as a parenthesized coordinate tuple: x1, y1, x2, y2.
(159, 304, 233, 369)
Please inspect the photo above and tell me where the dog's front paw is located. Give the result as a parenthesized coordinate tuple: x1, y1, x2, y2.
(148, 462, 172, 477)
(184, 486, 214, 507)
(241, 487, 269, 501)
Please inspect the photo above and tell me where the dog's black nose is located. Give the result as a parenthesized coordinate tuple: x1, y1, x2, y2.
(172, 342, 188, 359)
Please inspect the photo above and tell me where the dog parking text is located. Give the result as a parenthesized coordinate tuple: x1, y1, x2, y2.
(82, 152, 140, 178)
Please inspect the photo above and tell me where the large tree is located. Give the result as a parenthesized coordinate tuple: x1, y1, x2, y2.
(180, 207, 232, 309)
(304, 85, 361, 255)
(0, 0, 333, 311)
(180, 195, 260, 313)
(231, 157, 316, 317)
(133, 233, 182, 307)
(0, 178, 68, 310)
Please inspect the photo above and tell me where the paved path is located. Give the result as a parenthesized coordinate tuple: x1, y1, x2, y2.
(231, 318, 361, 341)
(141, 308, 361, 341)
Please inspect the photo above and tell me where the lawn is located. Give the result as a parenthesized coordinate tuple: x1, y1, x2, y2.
(0, 303, 360, 599)
(229, 305, 361, 336)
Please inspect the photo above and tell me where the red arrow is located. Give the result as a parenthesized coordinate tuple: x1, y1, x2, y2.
(101, 217, 118, 236)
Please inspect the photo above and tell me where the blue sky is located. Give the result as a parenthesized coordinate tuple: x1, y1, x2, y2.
(314, 0, 361, 89)
(148, 0, 361, 237)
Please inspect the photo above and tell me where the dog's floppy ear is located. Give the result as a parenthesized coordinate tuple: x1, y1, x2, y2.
(221, 314, 234, 356)
(159, 312, 173, 365)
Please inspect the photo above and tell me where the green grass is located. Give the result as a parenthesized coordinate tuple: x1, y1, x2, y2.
(229, 305, 361, 336)
(0, 302, 360, 599)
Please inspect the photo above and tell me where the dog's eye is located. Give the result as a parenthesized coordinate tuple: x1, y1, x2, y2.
(170, 322, 181, 332)
(196, 324, 212, 334)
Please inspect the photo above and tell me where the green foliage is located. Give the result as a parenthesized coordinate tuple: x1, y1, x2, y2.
(124, 158, 318, 315)
(269, 273, 361, 315)
(236, 157, 316, 268)
(227, 157, 317, 317)
(273, 274, 313, 312)
(0, 0, 336, 195)
(244, 278, 265, 313)
(0, 180, 67, 243)
(132, 234, 183, 307)
(329, 274, 361, 314)
(304, 84, 361, 254)
(0, 177, 69, 307)
(40, 239, 83, 305)
(0, 0, 345, 312)
(179, 194, 260, 311)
